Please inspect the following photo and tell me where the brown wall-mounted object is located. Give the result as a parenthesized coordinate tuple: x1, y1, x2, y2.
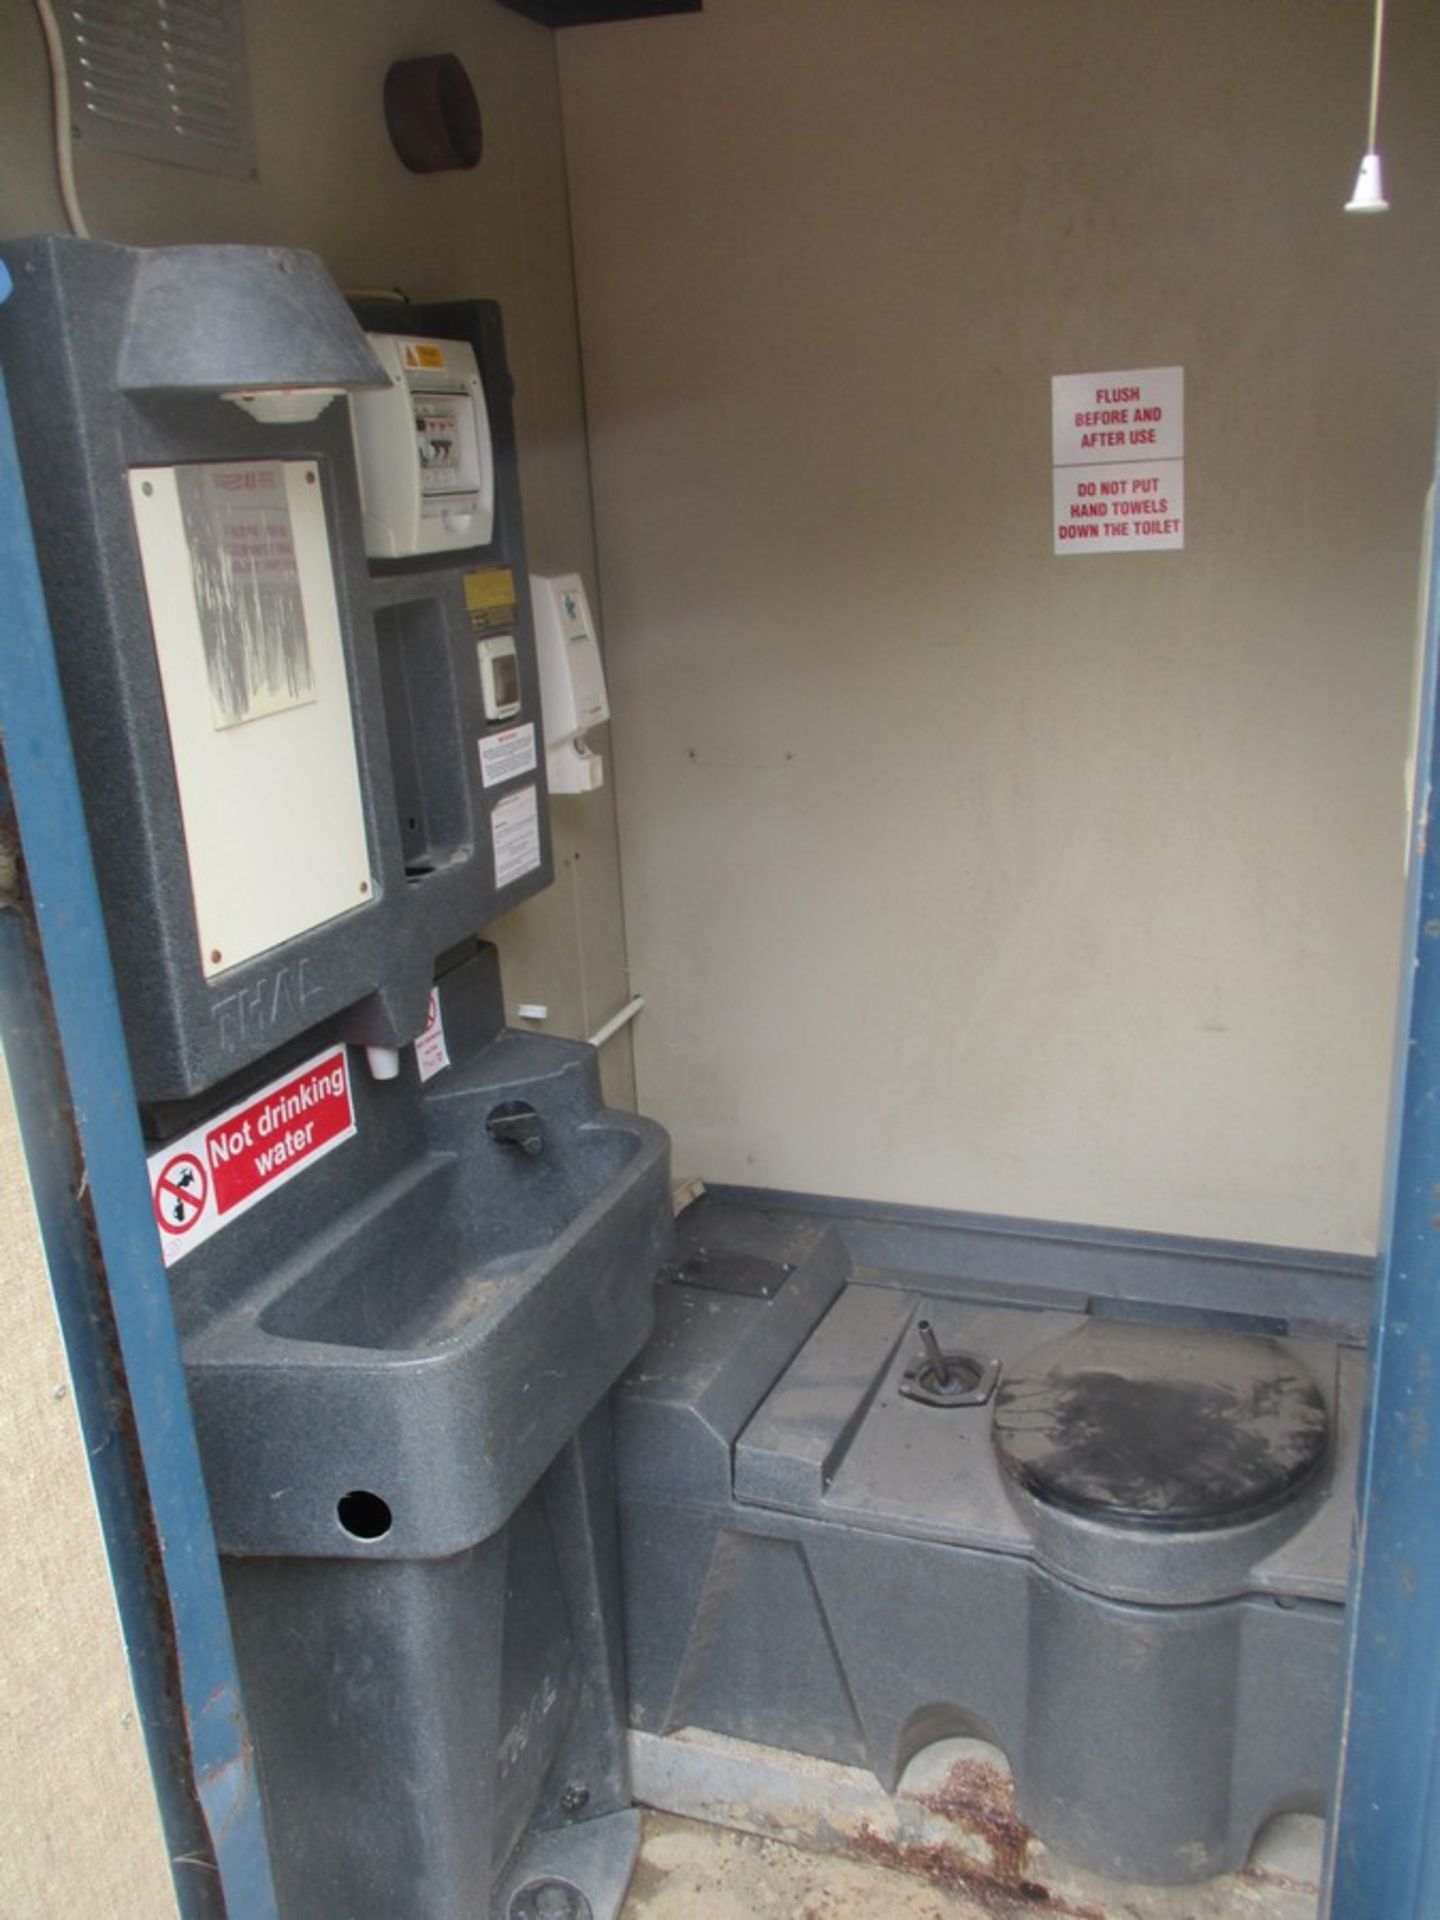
(497, 2, 700, 21)
(384, 55, 483, 173)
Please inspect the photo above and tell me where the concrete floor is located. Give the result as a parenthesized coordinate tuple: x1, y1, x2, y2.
(623, 1814, 1035, 1918)
(619, 1731, 1323, 1920)
(621, 1812, 1322, 1920)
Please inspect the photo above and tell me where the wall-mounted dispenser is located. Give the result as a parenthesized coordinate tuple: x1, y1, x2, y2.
(532, 572, 610, 793)
(350, 330, 495, 558)
(0, 240, 554, 1100)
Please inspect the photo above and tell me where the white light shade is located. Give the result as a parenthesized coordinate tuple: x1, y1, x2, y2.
(223, 386, 345, 424)
(1345, 151, 1390, 213)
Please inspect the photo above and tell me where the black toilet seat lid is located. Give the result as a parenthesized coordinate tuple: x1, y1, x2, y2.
(991, 1321, 1330, 1532)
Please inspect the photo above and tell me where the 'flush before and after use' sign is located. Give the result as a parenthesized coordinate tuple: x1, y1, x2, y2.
(1052, 365, 1184, 555)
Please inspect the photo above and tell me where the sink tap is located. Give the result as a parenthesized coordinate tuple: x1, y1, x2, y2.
(486, 1100, 544, 1157)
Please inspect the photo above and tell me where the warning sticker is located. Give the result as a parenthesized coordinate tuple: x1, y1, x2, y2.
(479, 722, 537, 790)
(415, 990, 451, 1083)
(463, 566, 518, 636)
(1051, 366, 1186, 554)
(492, 783, 542, 889)
(147, 1045, 356, 1267)
(403, 341, 447, 370)
(1052, 460, 1184, 554)
(1051, 366, 1184, 466)
(154, 1153, 208, 1238)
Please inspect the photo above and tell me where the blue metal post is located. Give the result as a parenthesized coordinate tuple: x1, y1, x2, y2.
(1325, 453, 1440, 1916)
(0, 275, 279, 1919)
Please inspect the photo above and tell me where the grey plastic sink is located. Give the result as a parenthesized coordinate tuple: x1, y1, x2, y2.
(181, 1025, 672, 1564)
(257, 1128, 643, 1352)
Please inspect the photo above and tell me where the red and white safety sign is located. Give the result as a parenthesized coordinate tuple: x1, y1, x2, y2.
(414, 988, 451, 1083)
(1051, 366, 1184, 466)
(147, 1044, 357, 1267)
(1051, 365, 1186, 555)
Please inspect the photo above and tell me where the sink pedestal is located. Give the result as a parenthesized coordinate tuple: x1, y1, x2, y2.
(162, 943, 672, 1919)
(226, 1406, 635, 1920)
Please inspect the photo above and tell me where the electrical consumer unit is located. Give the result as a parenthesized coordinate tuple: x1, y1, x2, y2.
(350, 330, 495, 558)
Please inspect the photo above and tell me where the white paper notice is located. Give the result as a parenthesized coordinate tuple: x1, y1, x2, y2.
(478, 722, 538, 790)
(492, 784, 541, 888)
(1053, 460, 1184, 554)
(1052, 366, 1185, 554)
(414, 989, 450, 1083)
(175, 461, 316, 730)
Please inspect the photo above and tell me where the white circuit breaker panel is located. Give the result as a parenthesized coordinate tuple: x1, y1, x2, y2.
(349, 333, 494, 558)
(531, 573, 609, 793)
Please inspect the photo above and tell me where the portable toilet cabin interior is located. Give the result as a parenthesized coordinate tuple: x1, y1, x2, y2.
(0, 4, 1438, 1918)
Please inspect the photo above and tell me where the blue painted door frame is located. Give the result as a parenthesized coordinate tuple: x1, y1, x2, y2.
(0, 262, 279, 1919)
(1324, 450, 1440, 1916)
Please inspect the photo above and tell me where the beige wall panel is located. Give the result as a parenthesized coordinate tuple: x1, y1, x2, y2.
(0, 1052, 177, 1918)
(0, 0, 635, 1094)
(559, 0, 1440, 1253)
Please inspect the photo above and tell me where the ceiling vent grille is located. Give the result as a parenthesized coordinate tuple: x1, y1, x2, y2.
(59, 0, 257, 179)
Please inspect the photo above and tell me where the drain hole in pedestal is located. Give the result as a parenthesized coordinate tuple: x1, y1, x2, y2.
(338, 1490, 393, 1539)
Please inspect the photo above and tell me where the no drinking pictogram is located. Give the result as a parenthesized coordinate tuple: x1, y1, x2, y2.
(146, 1045, 356, 1268)
(154, 1152, 209, 1236)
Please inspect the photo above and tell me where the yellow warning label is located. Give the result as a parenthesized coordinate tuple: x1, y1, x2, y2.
(413, 342, 446, 369)
(464, 568, 516, 614)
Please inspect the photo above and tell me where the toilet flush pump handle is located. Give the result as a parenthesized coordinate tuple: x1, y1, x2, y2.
(917, 1319, 953, 1391)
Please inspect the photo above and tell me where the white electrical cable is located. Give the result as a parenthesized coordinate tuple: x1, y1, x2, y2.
(1365, 0, 1387, 155)
(31, 0, 89, 238)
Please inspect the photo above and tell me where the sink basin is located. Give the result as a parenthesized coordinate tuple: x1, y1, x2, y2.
(181, 1011, 672, 1562)
(257, 1129, 644, 1352)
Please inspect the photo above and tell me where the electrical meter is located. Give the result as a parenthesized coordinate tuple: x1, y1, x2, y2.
(349, 333, 494, 559)
(477, 633, 522, 722)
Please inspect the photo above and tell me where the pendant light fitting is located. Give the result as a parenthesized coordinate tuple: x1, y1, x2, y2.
(1345, 0, 1390, 213)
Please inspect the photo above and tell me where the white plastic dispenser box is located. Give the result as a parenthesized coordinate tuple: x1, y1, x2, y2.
(349, 333, 494, 558)
(531, 573, 609, 793)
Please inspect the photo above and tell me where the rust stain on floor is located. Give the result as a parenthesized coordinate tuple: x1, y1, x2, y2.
(915, 1757, 1036, 1886)
(845, 1821, 1104, 1916)
(624, 1813, 1030, 1918)
(625, 1732, 1324, 1917)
